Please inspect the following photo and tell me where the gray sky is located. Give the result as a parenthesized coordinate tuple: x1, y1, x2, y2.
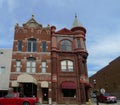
(0, 0, 120, 76)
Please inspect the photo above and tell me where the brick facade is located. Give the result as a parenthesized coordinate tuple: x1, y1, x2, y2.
(10, 15, 90, 104)
(89, 56, 120, 99)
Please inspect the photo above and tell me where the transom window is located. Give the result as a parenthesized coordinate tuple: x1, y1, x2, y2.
(60, 40, 72, 51)
(27, 38, 36, 52)
(61, 60, 73, 72)
(26, 57, 36, 73)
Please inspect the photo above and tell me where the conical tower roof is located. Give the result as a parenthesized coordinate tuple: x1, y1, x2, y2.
(71, 15, 86, 33)
(72, 15, 83, 28)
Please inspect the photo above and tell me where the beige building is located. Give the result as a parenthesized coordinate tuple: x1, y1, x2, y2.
(0, 49, 12, 97)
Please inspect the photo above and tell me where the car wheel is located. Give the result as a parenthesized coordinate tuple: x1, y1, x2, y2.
(23, 102, 30, 105)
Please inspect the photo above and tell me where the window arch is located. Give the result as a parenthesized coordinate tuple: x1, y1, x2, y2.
(60, 40, 72, 51)
(27, 38, 36, 52)
(26, 57, 36, 73)
(61, 60, 73, 72)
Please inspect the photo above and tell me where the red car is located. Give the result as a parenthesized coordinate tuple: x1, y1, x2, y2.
(97, 93, 117, 103)
(0, 93, 39, 105)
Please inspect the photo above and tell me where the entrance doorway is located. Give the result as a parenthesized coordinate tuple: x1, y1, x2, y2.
(18, 83, 37, 97)
(42, 88, 48, 104)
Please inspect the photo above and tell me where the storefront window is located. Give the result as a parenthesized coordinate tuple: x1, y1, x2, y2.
(62, 89, 76, 97)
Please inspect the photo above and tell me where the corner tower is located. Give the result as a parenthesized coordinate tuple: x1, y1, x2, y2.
(51, 16, 90, 104)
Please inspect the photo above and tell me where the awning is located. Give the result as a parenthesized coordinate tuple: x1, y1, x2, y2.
(61, 81, 76, 89)
(11, 81, 19, 87)
(41, 81, 48, 88)
(17, 73, 37, 85)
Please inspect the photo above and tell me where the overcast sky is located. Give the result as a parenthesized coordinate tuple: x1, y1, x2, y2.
(0, 0, 120, 76)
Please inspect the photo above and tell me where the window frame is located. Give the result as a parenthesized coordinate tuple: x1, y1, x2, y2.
(18, 40, 22, 51)
(60, 40, 72, 51)
(27, 39, 36, 52)
(61, 60, 73, 72)
(42, 41, 46, 52)
(41, 61, 47, 73)
(16, 60, 21, 72)
(26, 57, 36, 73)
(77, 39, 81, 48)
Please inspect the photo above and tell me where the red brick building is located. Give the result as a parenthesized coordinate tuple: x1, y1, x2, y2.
(89, 56, 120, 99)
(10, 15, 90, 104)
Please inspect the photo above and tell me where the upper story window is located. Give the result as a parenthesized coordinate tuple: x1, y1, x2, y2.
(41, 61, 47, 73)
(77, 39, 81, 48)
(16, 60, 21, 72)
(61, 60, 73, 72)
(0, 66, 5, 74)
(60, 40, 72, 51)
(18, 41, 22, 51)
(42, 41, 46, 52)
(26, 57, 36, 73)
(27, 38, 36, 52)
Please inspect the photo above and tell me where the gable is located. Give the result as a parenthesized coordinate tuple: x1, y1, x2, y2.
(55, 28, 73, 35)
(23, 16, 42, 28)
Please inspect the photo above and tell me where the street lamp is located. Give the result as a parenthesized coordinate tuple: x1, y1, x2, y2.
(93, 79, 99, 105)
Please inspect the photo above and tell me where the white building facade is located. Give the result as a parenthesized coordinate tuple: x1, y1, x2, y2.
(0, 49, 12, 97)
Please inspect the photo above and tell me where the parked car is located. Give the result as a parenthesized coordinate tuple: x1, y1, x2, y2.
(97, 93, 117, 103)
(0, 92, 39, 105)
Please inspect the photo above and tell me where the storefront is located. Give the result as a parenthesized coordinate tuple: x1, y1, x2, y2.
(11, 74, 37, 97)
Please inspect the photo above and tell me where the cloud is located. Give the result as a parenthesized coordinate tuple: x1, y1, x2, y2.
(87, 31, 120, 76)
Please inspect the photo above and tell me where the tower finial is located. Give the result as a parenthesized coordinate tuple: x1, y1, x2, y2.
(75, 13, 77, 18)
(32, 14, 34, 18)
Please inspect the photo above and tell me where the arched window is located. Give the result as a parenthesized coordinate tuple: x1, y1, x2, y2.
(61, 60, 73, 72)
(27, 38, 36, 52)
(26, 57, 36, 73)
(60, 40, 72, 51)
